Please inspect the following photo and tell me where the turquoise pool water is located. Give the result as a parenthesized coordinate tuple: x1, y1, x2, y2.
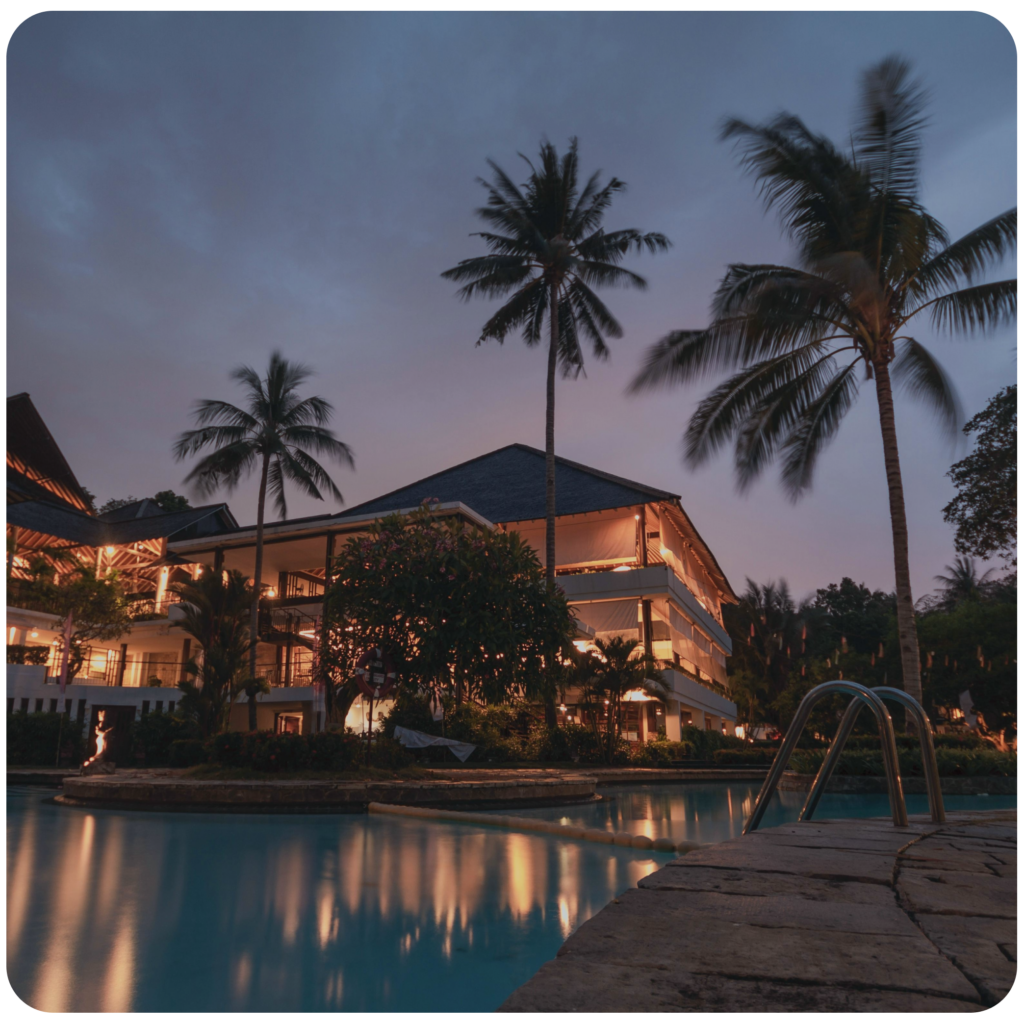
(510, 782, 1017, 844)
(6, 786, 665, 1012)
(7, 783, 1015, 1011)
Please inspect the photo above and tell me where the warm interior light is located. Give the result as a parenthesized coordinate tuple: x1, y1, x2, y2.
(30, 630, 38, 638)
(559, 704, 567, 712)
(612, 565, 632, 572)
(660, 547, 669, 557)
(634, 514, 640, 520)
(105, 545, 116, 556)
(267, 588, 277, 598)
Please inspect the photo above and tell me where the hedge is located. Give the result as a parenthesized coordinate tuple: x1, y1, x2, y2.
(789, 747, 1016, 778)
(8, 711, 85, 766)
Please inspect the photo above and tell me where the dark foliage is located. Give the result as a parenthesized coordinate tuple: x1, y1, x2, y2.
(8, 711, 85, 766)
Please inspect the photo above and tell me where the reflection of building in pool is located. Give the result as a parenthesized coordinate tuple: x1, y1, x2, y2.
(8, 415, 738, 735)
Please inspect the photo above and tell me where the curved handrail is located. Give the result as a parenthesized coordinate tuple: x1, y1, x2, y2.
(742, 680, 907, 834)
(799, 687, 945, 824)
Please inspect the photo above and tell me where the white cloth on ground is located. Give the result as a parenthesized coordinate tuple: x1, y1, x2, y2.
(393, 726, 477, 762)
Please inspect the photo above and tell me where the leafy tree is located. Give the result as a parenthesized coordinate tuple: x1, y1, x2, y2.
(441, 139, 670, 718)
(323, 506, 576, 720)
(723, 579, 802, 729)
(153, 490, 192, 513)
(17, 556, 133, 680)
(98, 495, 139, 514)
(169, 568, 255, 737)
(943, 385, 1016, 566)
(630, 56, 1017, 706)
(918, 589, 1016, 744)
(98, 490, 192, 515)
(576, 636, 666, 762)
(173, 352, 353, 728)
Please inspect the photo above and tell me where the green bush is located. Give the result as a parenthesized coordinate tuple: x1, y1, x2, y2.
(630, 739, 695, 766)
(203, 729, 363, 773)
(129, 712, 198, 767)
(370, 735, 414, 770)
(712, 747, 777, 765)
(7, 644, 51, 665)
(168, 738, 207, 767)
(844, 732, 994, 752)
(7, 711, 85, 766)
(789, 747, 1016, 777)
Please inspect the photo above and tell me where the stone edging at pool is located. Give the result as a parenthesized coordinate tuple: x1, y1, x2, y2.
(55, 769, 600, 812)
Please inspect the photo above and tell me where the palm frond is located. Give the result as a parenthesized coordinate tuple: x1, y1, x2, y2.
(181, 442, 258, 497)
(890, 338, 962, 438)
(731, 353, 846, 489)
(852, 55, 926, 199)
(189, 399, 257, 431)
(908, 209, 1017, 297)
(682, 345, 834, 468)
(173, 424, 250, 461)
(279, 424, 354, 466)
(921, 279, 1017, 334)
(477, 278, 547, 345)
(779, 362, 861, 499)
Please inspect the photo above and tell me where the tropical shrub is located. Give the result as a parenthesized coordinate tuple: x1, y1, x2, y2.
(168, 738, 208, 767)
(711, 747, 777, 765)
(129, 712, 198, 767)
(369, 735, 415, 770)
(630, 740, 694, 767)
(7, 711, 85, 766)
(202, 729, 363, 773)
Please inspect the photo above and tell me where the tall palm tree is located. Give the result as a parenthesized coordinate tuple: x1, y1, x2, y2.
(174, 353, 353, 728)
(442, 138, 670, 587)
(630, 57, 1016, 704)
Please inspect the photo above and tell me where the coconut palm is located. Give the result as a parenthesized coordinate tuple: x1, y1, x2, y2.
(170, 568, 254, 737)
(934, 556, 994, 611)
(578, 636, 667, 761)
(630, 57, 1016, 704)
(442, 139, 670, 588)
(174, 353, 353, 728)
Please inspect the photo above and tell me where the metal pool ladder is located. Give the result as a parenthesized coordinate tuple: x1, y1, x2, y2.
(743, 680, 946, 834)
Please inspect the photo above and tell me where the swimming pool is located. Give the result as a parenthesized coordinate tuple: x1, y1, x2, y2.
(7, 783, 1015, 1011)
(509, 782, 1017, 845)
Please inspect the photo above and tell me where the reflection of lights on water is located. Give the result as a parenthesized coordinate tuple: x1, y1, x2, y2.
(558, 896, 571, 937)
(234, 954, 252, 1001)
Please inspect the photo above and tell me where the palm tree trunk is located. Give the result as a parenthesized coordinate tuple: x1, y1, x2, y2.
(248, 451, 270, 731)
(873, 356, 922, 705)
(544, 282, 559, 728)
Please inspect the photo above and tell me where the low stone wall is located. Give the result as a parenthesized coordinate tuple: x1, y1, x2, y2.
(58, 770, 598, 812)
(779, 771, 1016, 795)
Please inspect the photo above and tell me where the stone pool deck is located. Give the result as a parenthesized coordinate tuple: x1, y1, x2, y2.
(501, 809, 1017, 1012)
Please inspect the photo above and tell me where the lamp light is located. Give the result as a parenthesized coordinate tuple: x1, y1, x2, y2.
(105, 546, 116, 556)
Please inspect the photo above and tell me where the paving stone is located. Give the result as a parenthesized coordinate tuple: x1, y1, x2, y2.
(639, 866, 894, 904)
(552, 889, 977, 997)
(897, 868, 1016, 918)
(915, 914, 1017, 1004)
(674, 843, 897, 885)
(499, 960, 985, 1013)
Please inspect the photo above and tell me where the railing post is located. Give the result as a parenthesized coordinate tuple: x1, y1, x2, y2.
(743, 680, 908, 833)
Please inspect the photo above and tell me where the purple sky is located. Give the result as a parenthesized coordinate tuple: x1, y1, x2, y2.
(6, 12, 1016, 604)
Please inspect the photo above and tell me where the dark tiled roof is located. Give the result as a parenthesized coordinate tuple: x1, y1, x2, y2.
(97, 498, 167, 522)
(6, 393, 93, 512)
(7, 499, 237, 547)
(342, 444, 679, 524)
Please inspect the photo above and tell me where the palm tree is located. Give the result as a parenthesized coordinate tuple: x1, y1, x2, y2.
(174, 353, 354, 728)
(170, 568, 254, 737)
(934, 556, 994, 611)
(579, 636, 666, 761)
(630, 57, 1016, 704)
(442, 138, 670, 590)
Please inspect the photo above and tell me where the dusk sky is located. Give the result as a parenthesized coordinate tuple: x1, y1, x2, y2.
(6, 11, 1017, 604)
